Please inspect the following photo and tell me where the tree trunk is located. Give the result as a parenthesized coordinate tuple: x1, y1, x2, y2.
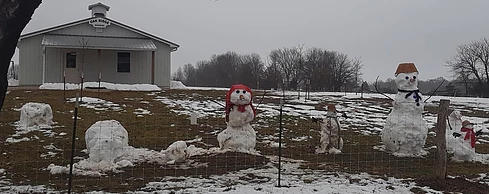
(0, 0, 42, 113)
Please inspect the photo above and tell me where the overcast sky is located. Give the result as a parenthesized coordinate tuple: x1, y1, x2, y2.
(12, 0, 489, 82)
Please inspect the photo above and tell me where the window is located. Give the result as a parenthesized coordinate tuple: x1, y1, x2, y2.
(66, 53, 76, 68)
(117, 52, 130, 73)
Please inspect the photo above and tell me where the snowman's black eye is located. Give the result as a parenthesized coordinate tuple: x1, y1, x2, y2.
(243, 91, 246, 94)
(405, 76, 409, 80)
(413, 76, 416, 79)
(236, 90, 240, 94)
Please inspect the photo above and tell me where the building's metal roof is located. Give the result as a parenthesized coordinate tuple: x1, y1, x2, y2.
(41, 35, 157, 50)
(20, 17, 179, 50)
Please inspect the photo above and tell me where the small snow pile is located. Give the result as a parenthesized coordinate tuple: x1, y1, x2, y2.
(18, 102, 53, 129)
(170, 81, 188, 89)
(39, 82, 161, 91)
(85, 120, 129, 163)
(8, 79, 19, 86)
(162, 141, 188, 163)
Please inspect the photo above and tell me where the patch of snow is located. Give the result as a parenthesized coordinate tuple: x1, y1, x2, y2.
(132, 159, 439, 194)
(67, 97, 121, 111)
(155, 96, 224, 118)
(5, 137, 31, 143)
(133, 108, 151, 115)
(170, 81, 188, 89)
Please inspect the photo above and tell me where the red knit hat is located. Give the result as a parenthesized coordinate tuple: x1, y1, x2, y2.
(462, 120, 472, 128)
(327, 104, 336, 112)
(225, 84, 256, 116)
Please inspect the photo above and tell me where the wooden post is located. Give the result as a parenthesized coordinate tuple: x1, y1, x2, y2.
(435, 99, 450, 180)
(151, 51, 155, 85)
(98, 72, 101, 97)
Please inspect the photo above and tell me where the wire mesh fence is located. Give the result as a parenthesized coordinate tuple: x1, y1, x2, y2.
(1, 88, 488, 193)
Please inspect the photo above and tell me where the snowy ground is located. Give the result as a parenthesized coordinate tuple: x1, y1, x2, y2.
(2, 84, 489, 193)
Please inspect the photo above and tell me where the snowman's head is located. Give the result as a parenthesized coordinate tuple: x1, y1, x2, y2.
(449, 110, 462, 120)
(229, 88, 252, 105)
(227, 84, 252, 105)
(326, 104, 337, 117)
(395, 72, 419, 91)
(462, 120, 473, 129)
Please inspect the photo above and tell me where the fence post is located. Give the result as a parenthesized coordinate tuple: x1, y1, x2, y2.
(68, 93, 80, 193)
(435, 99, 449, 180)
(277, 97, 283, 187)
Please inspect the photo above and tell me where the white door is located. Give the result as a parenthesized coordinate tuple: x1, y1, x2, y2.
(64, 52, 80, 83)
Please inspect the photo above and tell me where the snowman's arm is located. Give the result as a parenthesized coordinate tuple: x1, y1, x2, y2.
(453, 132, 462, 138)
(245, 106, 255, 122)
(476, 129, 484, 136)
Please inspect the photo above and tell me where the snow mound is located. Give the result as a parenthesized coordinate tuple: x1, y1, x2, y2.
(8, 79, 19, 86)
(19, 102, 53, 128)
(39, 82, 161, 91)
(170, 81, 188, 89)
(85, 120, 129, 163)
(162, 141, 188, 163)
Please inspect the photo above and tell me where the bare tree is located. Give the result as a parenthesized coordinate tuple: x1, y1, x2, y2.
(171, 66, 185, 82)
(269, 45, 302, 90)
(262, 61, 282, 90)
(473, 38, 489, 93)
(0, 0, 42, 112)
(182, 63, 197, 86)
(447, 38, 489, 96)
(351, 57, 363, 93)
(241, 53, 264, 89)
(302, 47, 333, 91)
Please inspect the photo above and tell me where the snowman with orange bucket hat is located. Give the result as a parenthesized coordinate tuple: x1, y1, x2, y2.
(381, 63, 428, 156)
(217, 84, 257, 152)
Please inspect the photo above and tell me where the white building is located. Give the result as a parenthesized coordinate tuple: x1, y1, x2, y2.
(17, 2, 179, 88)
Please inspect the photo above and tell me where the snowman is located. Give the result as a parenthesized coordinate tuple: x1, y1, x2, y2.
(217, 84, 257, 152)
(451, 120, 482, 161)
(314, 104, 344, 154)
(446, 110, 463, 154)
(381, 63, 428, 156)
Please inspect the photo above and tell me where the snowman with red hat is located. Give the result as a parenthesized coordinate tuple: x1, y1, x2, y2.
(381, 63, 428, 156)
(451, 120, 483, 161)
(217, 84, 257, 152)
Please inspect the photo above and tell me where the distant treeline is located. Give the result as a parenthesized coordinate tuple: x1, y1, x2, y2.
(173, 45, 363, 92)
(174, 37, 489, 98)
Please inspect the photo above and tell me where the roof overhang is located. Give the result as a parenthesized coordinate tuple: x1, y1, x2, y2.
(41, 35, 157, 51)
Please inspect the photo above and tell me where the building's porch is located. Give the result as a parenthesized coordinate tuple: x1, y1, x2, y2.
(41, 35, 157, 84)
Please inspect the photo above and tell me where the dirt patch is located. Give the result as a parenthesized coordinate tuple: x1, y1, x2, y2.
(416, 177, 489, 194)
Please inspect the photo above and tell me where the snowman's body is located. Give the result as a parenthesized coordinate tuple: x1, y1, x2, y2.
(446, 111, 463, 154)
(316, 115, 344, 154)
(452, 122, 477, 161)
(217, 85, 257, 152)
(381, 72, 428, 156)
(452, 137, 476, 161)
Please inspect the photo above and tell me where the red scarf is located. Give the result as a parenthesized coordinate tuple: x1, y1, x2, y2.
(461, 127, 476, 148)
(236, 104, 248, 113)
